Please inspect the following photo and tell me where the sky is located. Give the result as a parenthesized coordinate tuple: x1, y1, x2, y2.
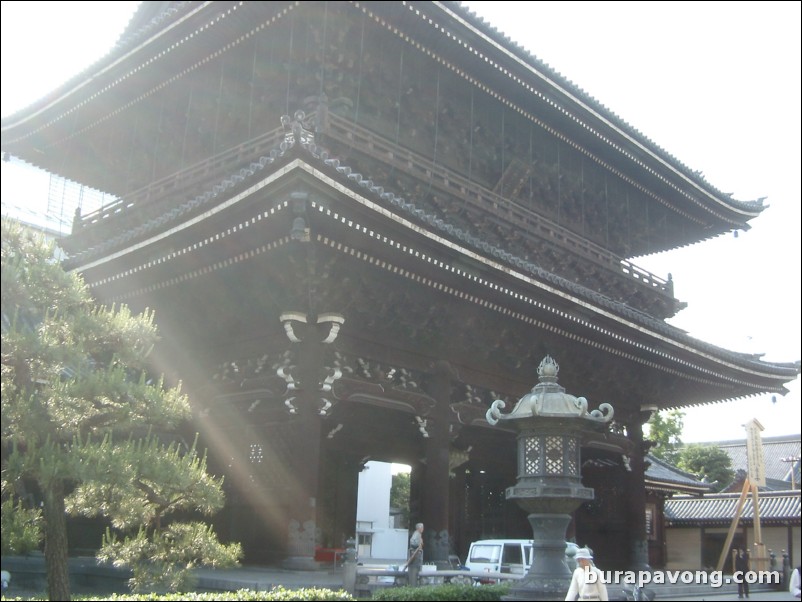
(1, 1, 800, 444)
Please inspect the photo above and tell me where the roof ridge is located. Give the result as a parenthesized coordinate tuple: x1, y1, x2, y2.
(687, 434, 802, 447)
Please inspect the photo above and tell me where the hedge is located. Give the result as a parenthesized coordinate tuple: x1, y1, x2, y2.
(370, 583, 511, 601)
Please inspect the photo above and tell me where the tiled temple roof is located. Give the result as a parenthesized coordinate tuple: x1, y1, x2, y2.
(61, 118, 799, 399)
(444, 1, 766, 212)
(1, 1, 767, 222)
(645, 454, 712, 495)
(665, 490, 801, 526)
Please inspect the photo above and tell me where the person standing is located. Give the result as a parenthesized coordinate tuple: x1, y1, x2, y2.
(408, 523, 424, 566)
(790, 565, 801, 599)
(735, 548, 750, 598)
(404, 523, 424, 586)
(565, 547, 608, 601)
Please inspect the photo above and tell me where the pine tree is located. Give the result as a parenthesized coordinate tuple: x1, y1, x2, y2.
(646, 409, 685, 465)
(390, 470, 411, 528)
(678, 444, 734, 489)
(1, 219, 241, 600)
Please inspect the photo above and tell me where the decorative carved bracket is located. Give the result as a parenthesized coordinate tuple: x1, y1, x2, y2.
(278, 311, 345, 416)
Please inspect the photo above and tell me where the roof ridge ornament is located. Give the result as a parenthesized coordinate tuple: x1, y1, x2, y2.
(537, 354, 559, 383)
(280, 110, 316, 148)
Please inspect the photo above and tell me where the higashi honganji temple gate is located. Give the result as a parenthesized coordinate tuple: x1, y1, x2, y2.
(2, 1, 798, 571)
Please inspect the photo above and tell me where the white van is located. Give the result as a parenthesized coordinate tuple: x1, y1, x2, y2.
(465, 539, 579, 576)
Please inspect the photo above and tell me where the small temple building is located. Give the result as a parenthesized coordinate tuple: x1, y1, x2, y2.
(2, 1, 799, 569)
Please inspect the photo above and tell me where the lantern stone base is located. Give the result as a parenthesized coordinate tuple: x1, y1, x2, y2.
(504, 513, 576, 601)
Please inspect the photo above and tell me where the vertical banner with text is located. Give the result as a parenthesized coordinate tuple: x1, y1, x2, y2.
(745, 418, 766, 487)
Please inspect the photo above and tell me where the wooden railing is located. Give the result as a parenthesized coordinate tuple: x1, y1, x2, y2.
(325, 112, 671, 296)
(74, 112, 670, 299)
(78, 126, 285, 227)
(346, 564, 523, 597)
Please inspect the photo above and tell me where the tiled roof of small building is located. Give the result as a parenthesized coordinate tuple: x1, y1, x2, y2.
(645, 454, 711, 494)
(665, 490, 801, 526)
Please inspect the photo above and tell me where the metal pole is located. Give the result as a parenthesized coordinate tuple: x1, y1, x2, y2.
(781, 456, 799, 489)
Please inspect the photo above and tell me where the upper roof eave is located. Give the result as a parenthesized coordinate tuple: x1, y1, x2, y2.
(0, 1, 198, 132)
(2, 0, 767, 224)
(435, 1, 768, 216)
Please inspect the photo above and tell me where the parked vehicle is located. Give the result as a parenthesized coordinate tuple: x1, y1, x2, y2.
(465, 539, 579, 577)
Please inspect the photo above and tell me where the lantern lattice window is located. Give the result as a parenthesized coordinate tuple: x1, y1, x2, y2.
(545, 436, 563, 474)
(524, 436, 541, 474)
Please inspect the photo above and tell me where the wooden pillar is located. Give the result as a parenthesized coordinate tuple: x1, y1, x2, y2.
(318, 451, 360, 551)
(283, 337, 324, 567)
(336, 457, 361, 550)
(422, 361, 455, 566)
(449, 466, 468, 560)
(464, 463, 483, 546)
(625, 414, 651, 570)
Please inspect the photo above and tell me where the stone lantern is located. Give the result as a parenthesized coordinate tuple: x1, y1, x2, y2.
(486, 355, 614, 601)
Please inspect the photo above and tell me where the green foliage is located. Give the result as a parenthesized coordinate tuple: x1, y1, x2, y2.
(389, 471, 410, 528)
(99, 522, 242, 593)
(1, 218, 241, 597)
(68, 434, 225, 530)
(370, 583, 510, 601)
(677, 444, 734, 489)
(0, 588, 355, 601)
(646, 409, 685, 465)
(0, 496, 43, 555)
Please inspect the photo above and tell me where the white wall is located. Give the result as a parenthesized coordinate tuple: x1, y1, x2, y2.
(356, 461, 407, 560)
(357, 462, 393, 526)
(370, 529, 409, 559)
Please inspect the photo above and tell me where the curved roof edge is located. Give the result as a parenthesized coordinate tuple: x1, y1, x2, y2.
(439, 1, 768, 214)
(1, 0, 767, 223)
(61, 123, 801, 393)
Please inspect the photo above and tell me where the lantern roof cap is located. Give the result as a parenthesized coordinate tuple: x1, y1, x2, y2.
(486, 356, 614, 425)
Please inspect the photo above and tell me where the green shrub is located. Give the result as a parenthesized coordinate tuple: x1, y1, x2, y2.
(0, 498, 43, 556)
(370, 583, 510, 601)
(1, 584, 516, 601)
(2, 587, 355, 601)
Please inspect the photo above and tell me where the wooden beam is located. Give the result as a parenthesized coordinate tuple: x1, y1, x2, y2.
(716, 478, 750, 572)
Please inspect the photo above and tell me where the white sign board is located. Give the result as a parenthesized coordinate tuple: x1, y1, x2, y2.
(745, 418, 766, 487)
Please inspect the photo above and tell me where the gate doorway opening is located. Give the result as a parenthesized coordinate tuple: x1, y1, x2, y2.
(355, 461, 411, 561)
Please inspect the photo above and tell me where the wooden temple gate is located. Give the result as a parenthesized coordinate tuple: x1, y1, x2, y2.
(2, 1, 798, 570)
